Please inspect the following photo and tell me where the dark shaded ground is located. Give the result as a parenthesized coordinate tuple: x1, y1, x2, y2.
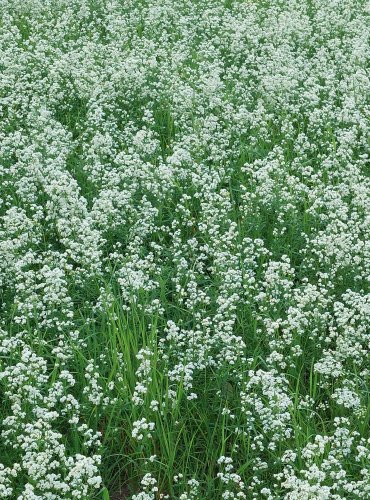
(110, 486, 131, 500)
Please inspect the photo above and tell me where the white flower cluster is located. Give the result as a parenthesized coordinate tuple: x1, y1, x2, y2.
(0, 331, 102, 498)
(131, 418, 155, 442)
(279, 419, 370, 499)
(217, 457, 246, 499)
(131, 473, 158, 500)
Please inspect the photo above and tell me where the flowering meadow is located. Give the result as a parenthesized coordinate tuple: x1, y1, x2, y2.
(0, 0, 369, 498)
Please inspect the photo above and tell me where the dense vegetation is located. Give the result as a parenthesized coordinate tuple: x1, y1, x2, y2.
(0, 0, 369, 498)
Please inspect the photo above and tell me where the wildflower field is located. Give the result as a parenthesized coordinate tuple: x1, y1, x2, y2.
(0, 0, 369, 498)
